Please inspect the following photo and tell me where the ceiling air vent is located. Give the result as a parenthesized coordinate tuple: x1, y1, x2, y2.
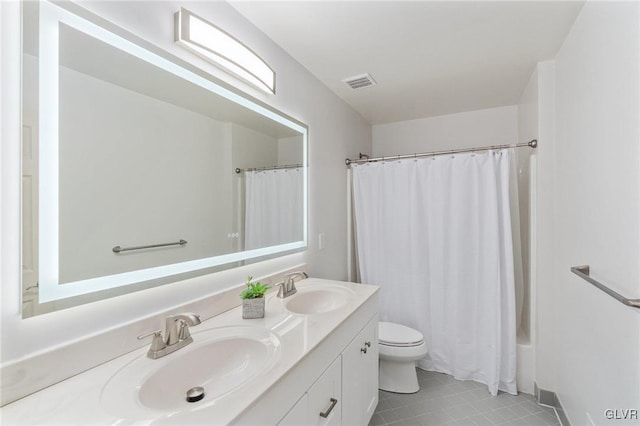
(342, 73, 377, 89)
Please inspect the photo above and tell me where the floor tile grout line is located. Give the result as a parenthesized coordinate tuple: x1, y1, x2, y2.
(373, 370, 556, 426)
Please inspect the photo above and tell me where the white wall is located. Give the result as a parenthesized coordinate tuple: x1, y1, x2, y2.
(278, 135, 304, 166)
(231, 123, 279, 171)
(372, 105, 518, 156)
(537, 2, 640, 424)
(0, 0, 370, 367)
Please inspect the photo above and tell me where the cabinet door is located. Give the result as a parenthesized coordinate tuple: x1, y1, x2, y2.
(278, 394, 308, 426)
(307, 356, 342, 426)
(342, 315, 379, 425)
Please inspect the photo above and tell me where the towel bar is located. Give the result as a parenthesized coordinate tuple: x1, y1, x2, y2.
(570, 265, 640, 309)
(113, 239, 187, 253)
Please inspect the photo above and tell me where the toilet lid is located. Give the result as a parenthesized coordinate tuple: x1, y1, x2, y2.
(378, 322, 424, 346)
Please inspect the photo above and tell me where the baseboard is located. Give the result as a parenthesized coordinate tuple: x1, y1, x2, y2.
(534, 382, 571, 426)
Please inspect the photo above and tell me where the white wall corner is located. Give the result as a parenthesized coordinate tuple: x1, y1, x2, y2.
(533, 59, 557, 393)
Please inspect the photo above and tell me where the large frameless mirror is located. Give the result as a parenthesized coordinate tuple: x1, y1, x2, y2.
(21, 1, 308, 317)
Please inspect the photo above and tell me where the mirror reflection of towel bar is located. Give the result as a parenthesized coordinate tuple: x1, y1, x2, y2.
(235, 163, 302, 174)
(570, 265, 640, 308)
(113, 239, 187, 253)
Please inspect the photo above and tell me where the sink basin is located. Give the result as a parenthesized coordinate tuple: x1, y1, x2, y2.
(285, 284, 356, 315)
(101, 326, 280, 419)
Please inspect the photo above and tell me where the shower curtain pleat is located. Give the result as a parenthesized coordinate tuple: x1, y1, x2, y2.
(352, 150, 518, 395)
(244, 168, 303, 250)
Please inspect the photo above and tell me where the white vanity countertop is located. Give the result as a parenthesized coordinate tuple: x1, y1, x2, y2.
(0, 279, 378, 425)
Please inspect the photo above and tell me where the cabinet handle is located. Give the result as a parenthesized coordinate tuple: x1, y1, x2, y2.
(361, 346, 367, 354)
(319, 398, 338, 418)
(365, 341, 371, 347)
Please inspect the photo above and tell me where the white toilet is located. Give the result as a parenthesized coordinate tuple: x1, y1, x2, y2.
(378, 321, 428, 394)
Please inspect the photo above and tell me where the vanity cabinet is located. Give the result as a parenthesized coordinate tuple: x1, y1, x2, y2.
(279, 357, 342, 425)
(308, 357, 342, 425)
(276, 314, 378, 426)
(342, 315, 379, 425)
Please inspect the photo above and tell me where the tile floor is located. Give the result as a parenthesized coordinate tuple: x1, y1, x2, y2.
(369, 370, 560, 426)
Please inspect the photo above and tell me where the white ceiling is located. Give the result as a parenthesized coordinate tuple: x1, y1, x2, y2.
(230, 1, 584, 125)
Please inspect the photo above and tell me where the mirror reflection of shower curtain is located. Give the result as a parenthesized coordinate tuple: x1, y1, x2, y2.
(352, 149, 520, 396)
(244, 168, 303, 250)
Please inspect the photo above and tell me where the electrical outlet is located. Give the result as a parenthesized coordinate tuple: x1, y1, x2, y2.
(318, 232, 325, 250)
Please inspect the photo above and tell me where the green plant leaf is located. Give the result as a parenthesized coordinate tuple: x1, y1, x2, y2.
(240, 277, 270, 299)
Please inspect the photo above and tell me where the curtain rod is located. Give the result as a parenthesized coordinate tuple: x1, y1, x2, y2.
(345, 139, 538, 166)
(235, 163, 303, 174)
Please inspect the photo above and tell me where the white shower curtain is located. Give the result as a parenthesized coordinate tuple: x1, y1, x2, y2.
(244, 168, 303, 250)
(352, 150, 518, 395)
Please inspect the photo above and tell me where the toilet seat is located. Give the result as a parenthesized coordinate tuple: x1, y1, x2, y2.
(379, 321, 424, 347)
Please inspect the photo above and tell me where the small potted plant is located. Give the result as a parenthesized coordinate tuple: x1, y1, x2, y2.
(240, 276, 270, 319)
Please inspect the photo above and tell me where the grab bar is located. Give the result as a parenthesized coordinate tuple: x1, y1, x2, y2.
(570, 265, 640, 308)
(113, 239, 187, 253)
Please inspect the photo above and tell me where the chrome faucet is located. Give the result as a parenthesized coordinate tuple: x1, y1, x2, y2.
(276, 271, 308, 298)
(138, 312, 201, 359)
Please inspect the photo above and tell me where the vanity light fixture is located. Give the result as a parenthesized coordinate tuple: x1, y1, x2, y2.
(174, 8, 275, 94)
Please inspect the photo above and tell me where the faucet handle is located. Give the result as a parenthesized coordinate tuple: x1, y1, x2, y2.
(137, 330, 167, 352)
(283, 271, 307, 294)
(178, 322, 192, 340)
(166, 313, 201, 326)
(164, 313, 200, 346)
(284, 271, 308, 280)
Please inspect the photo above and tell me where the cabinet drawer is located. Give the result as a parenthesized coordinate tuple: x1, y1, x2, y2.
(307, 356, 342, 425)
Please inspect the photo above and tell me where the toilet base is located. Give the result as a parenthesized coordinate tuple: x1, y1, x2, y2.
(379, 359, 420, 394)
